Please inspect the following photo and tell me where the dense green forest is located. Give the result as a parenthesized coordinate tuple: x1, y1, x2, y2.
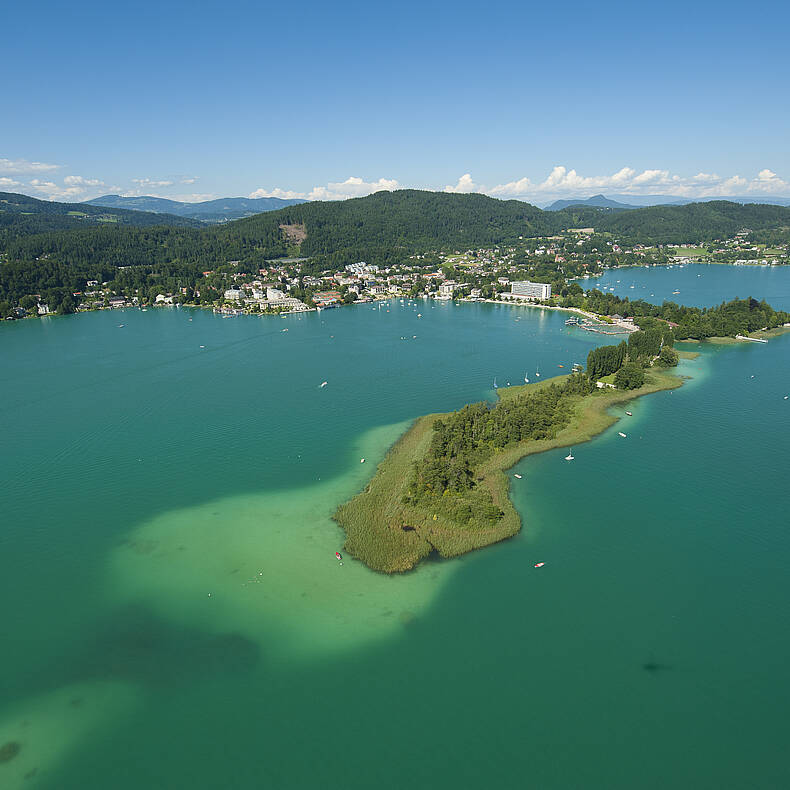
(586, 342, 627, 379)
(0, 191, 201, 242)
(404, 373, 594, 524)
(558, 200, 790, 243)
(6, 189, 790, 274)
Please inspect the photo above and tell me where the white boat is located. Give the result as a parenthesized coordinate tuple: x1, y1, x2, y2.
(493, 377, 498, 389)
(360, 458, 365, 463)
(625, 411, 632, 416)
(514, 473, 522, 479)
(618, 432, 627, 438)
(535, 364, 540, 378)
(320, 381, 328, 388)
(524, 372, 529, 383)
(565, 449, 574, 461)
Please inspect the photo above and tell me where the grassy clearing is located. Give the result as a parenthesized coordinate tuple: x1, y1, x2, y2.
(334, 369, 682, 573)
(673, 247, 710, 257)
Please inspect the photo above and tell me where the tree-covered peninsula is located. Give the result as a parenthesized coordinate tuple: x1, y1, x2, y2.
(334, 330, 685, 572)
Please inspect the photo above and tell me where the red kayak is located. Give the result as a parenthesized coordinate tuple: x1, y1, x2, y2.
(534, 562, 545, 568)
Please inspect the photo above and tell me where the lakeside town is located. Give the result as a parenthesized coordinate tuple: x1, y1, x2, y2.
(4, 225, 788, 321)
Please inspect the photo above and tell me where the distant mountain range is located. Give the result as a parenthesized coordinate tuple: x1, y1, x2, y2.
(0, 190, 202, 237)
(545, 194, 638, 211)
(85, 194, 307, 223)
(544, 193, 790, 210)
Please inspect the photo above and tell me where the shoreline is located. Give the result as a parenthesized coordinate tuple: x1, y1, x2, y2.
(333, 368, 683, 573)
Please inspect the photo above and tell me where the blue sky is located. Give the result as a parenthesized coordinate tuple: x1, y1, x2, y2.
(3, 0, 789, 204)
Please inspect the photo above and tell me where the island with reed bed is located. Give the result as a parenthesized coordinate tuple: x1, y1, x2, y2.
(334, 367, 684, 573)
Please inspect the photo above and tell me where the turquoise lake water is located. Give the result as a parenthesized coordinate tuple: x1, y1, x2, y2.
(581, 261, 790, 308)
(1, 270, 789, 789)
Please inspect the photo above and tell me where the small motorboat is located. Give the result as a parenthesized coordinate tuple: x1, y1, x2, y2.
(360, 458, 365, 463)
(335, 552, 342, 560)
(625, 411, 632, 416)
(320, 381, 328, 388)
(534, 562, 545, 568)
(514, 473, 522, 479)
(618, 432, 627, 438)
(565, 449, 574, 461)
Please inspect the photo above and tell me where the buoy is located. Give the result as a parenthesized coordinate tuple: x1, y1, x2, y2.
(534, 562, 545, 568)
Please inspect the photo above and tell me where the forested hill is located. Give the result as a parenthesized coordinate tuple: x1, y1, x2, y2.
(4, 190, 790, 275)
(558, 200, 790, 243)
(234, 189, 556, 263)
(0, 191, 202, 240)
(1, 190, 557, 273)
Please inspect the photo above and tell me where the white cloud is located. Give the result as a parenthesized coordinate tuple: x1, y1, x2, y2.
(249, 176, 401, 202)
(0, 176, 23, 189)
(451, 166, 790, 201)
(27, 176, 109, 201)
(64, 175, 105, 187)
(249, 186, 307, 200)
(131, 178, 175, 189)
(488, 177, 534, 197)
(0, 157, 60, 174)
(181, 177, 197, 184)
(444, 173, 477, 193)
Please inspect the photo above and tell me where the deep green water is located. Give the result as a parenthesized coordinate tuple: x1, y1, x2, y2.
(1, 278, 789, 788)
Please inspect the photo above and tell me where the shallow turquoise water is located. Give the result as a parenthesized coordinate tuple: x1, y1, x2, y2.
(1, 279, 789, 788)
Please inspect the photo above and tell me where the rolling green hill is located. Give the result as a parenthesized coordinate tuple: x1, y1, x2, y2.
(589, 200, 790, 243)
(0, 191, 202, 240)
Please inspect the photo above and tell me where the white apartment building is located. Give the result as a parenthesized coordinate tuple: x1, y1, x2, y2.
(510, 280, 551, 300)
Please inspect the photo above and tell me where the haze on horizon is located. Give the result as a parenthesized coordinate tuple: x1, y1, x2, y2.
(4, 0, 789, 205)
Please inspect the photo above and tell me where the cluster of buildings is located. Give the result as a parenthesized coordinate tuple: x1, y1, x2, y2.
(221, 284, 309, 313)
